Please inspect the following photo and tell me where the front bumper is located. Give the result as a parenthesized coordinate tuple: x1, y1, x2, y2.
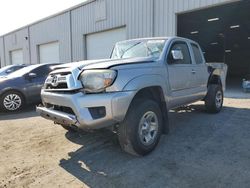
(37, 90, 136, 130)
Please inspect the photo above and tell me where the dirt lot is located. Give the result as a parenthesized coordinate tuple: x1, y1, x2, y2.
(0, 97, 250, 188)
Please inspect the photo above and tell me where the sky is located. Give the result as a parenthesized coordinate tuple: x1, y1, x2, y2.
(0, 0, 86, 36)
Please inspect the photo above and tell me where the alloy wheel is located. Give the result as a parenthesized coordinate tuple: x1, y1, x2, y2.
(3, 94, 22, 111)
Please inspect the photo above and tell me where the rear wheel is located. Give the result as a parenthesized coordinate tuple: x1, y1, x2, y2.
(0, 91, 24, 112)
(118, 99, 163, 156)
(205, 84, 223, 113)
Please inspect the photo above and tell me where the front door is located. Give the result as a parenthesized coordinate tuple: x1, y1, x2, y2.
(167, 41, 198, 108)
(26, 65, 50, 102)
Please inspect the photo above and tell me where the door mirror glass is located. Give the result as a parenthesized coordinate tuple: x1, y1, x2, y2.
(171, 50, 184, 60)
(28, 72, 37, 78)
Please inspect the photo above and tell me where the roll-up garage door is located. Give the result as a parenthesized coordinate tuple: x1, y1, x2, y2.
(11, 49, 23, 65)
(177, 1, 250, 80)
(39, 42, 59, 64)
(86, 27, 126, 60)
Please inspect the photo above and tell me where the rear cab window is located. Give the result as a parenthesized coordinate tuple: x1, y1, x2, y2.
(191, 43, 204, 64)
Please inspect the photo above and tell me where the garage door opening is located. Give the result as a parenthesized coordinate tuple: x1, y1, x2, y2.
(39, 42, 60, 64)
(86, 27, 126, 60)
(11, 49, 23, 65)
(177, 0, 250, 95)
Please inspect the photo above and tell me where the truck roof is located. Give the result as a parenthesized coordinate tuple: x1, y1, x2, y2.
(116, 36, 196, 44)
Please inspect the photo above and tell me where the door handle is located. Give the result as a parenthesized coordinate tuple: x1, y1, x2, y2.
(191, 70, 196, 74)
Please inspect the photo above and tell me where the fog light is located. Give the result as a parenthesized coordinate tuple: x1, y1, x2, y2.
(88, 107, 106, 119)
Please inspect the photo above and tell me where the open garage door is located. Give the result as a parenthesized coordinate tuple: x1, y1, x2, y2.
(39, 42, 60, 64)
(177, 0, 250, 93)
(11, 49, 23, 65)
(86, 27, 126, 60)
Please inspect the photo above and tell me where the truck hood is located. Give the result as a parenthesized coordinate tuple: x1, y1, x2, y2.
(82, 57, 156, 69)
(53, 57, 156, 71)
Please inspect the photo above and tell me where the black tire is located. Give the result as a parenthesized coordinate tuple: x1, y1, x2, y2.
(118, 99, 163, 156)
(0, 91, 25, 112)
(205, 84, 223, 113)
(61, 125, 77, 132)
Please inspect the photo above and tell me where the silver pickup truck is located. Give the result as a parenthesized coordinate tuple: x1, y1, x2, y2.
(37, 37, 227, 156)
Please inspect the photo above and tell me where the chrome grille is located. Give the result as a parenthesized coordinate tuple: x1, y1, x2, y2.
(45, 73, 69, 89)
(43, 69, 83, 91)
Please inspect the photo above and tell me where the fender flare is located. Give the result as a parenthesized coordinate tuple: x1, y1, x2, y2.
(123, 74, 169, 95)
(123, 74, 170, 134)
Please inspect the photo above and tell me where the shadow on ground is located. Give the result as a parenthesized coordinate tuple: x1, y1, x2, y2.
(59, 104, 250, 188)
(0, 105, 38, 120)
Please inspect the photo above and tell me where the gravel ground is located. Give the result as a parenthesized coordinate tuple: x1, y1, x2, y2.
(0, 97, 250, 188)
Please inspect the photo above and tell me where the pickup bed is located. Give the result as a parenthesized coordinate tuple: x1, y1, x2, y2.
(37, 37, 227, 156)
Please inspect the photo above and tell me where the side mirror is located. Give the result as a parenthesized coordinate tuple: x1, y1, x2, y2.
(171, 50, 184, 60)
(28, 72, 37, 79)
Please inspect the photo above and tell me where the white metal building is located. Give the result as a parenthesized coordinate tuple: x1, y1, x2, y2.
(0, 0, 249, 80)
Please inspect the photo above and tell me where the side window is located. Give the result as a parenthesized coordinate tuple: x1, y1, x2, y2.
(191, 43, 203, 64)
(168, 42, 191, 64)
(32, 65, 50, 77)
(12, 66, 22, 72)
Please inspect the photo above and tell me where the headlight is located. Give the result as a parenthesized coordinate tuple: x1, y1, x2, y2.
(79, 70, 117, 93)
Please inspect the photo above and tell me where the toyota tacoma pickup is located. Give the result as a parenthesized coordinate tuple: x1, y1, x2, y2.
(37, 37, 227, 156)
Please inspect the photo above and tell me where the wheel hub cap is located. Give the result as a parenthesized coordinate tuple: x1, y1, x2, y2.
(138, 111, 159, 146)
(215, 90, 223, 108)
(3, 94, 22, 111)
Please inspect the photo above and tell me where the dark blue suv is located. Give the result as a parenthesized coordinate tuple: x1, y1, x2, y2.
(0, 64, 56, 112)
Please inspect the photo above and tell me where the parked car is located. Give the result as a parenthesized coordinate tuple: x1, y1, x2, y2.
(242, 75, 250, 92)
(0, 64, 28, 77)
(37, 37, 228, 156)
(0, 64, 56, 112)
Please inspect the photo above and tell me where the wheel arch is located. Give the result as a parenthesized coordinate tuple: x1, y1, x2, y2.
(0, 88, 27, 104)
(128, 86, 169, 134)
(207, 74, 222, 87)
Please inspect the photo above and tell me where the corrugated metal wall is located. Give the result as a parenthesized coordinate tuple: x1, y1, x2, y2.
(29, 12, 71, 64)
(71, 0, 154, 61)
(0, 0, 235, 65)
(71, 0, 233, 60)
(0, 37, 4, 67)
(3, 28, 29, 65)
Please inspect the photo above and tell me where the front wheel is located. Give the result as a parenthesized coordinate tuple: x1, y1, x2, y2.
(0, 91, 24, 112)
(61, 124, 77, 132)
(205, 84, 223, 113)
(118, 99, 163, 156)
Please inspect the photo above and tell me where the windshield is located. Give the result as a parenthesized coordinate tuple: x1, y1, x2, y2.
(111, 39, 166, 59)
(0, 65, 17, 76)
(7, 65, 40, 78)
